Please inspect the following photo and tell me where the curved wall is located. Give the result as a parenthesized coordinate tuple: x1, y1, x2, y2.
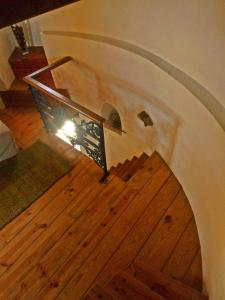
(33, 1, 225, 298)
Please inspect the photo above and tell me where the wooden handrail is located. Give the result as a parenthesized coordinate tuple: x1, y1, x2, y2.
(25, 56, 73, 78)
(24, 56, 105, 124)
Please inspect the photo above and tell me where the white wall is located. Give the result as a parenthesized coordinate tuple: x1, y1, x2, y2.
(50, 57, 178, 167)
(0, 27, 15, 108)
(33, 1, 225, 298)
(0, 27, 14, 89)
(29, 19, 42, 46)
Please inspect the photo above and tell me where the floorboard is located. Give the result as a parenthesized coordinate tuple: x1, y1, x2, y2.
(0, 107, 203, 299)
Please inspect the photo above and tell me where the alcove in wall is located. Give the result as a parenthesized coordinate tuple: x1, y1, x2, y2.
(101, 103, 122, 132)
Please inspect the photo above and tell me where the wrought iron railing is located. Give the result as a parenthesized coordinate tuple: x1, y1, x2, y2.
(24, 56, 109, 183)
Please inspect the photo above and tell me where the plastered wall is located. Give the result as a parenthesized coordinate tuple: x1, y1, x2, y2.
(0, 28, 14, 90)
(32, 1, 225, 298)
(50, 58, 179, 167)
(0, 27, 14, 108)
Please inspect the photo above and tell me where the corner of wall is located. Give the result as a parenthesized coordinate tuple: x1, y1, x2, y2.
(0, 27, 15, 90)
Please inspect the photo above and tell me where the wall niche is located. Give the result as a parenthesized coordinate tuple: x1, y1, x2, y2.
(102, 103, 122, 131)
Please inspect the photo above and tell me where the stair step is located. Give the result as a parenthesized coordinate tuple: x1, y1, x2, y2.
(138, 152, 149, 164)
(142, 151, 164, 174)
(112, 151, 163, 183)
(0, 76, 70, 107)
(117, 158, 135, 175)
(121, 156, 140, 181)
(107, 271, 166, 300)
(129, 264, 208, 300)
(84, 284, 116, 299)
(110, 166, 116, 173)
(1, 89, 34, 107)
(97, 163, 172, 286)
(114, 163, 123, 175)
(143, 152, 164, 172)
(116, 159, 130, 177)
(110, 153, 149, 182)
(120, 152, 148, 181)
(120, 153, 151, 182)
(121, 152, 160, 182)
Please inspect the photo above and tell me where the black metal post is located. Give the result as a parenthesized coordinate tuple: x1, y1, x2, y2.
(98, 122, 109, 183)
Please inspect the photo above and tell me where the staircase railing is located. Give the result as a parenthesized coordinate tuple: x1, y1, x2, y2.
(24, 56, 109, 183)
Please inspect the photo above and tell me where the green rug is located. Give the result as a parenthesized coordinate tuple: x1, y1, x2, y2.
(0, 140, 73, 230)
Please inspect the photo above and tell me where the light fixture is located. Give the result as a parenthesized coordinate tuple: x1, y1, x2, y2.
(61, 120, 76, 137)
(56, 119, 81, 151)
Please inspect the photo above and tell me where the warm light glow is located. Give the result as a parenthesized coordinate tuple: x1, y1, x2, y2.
(56, 120, 81, 151)
(62, 120, 76, 137)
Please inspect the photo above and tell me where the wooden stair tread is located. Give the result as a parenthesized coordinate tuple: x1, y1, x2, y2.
(183, 249, 203, 291)
(113, 152, 163, 183)
(129, 264, 207, 300)
(50, 160, 169, 299)
(116, 151, 162, 180)
(134, 189, 193, 271)
(35, 161, 158, 300)
(110, 165, 115, 171)
(98, 164, 176, 285)
(113, 163, 122, 175)
(111, 159, 130, 177)
(120, 156, 140, 181)
(84, 284, 116, 300)
(0, 108, 204, 299)
(143, 152, 164, 171)
(107, 271, 166, 300)
(138, 152, 149, 164)
(116, 159, 130, 177)
(109, 153, 149, 182)
(1, 77, 69, 107)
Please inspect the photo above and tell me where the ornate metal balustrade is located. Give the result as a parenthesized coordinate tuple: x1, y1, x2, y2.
(25, 57, 109, 183)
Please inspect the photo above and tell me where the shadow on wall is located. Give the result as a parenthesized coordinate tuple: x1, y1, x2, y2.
(0, 78, 6, 109)
(0, 77, 6, 91)
(52, 58, 181, 166)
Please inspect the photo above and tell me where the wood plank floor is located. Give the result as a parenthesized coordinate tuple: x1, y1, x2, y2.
(0, 107, 203, 299)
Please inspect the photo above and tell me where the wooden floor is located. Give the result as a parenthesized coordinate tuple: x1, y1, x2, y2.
(0, 107, 203, 299)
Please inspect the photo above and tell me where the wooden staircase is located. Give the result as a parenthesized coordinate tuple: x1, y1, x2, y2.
(0, 108, 207, 300)
(1, 78, 34, 107)
(110, 153, 149, 182)
(82, 153, 208, 300)
(84, 266, 207, 300)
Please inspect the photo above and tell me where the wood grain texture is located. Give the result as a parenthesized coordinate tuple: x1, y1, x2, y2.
(129, 264, 207, 300)
(162, 218, 200, 280)
(0, 107, 204, 299)
(83, 284, 116, 300)
(108, 271, 166, 300)
(97, 163, 172, 285)
(183, 250, 203, 291)
(134, 189, 193, 270)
